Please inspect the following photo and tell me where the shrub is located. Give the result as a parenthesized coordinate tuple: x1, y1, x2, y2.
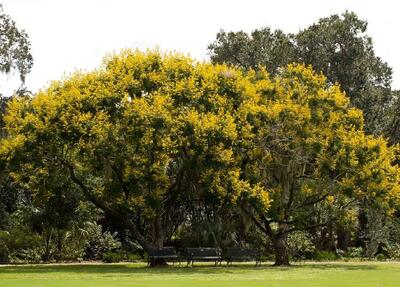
(288, 231, 315, 260)
(344, 247, 364, 259)
(101, 251, 142, 263)
(10, 248, 42, 263)
(314, 251, 338, 261)
(376, 253, 387, 261)
(0, 232, 9, 263)
(102, 252, 124, 263)
(126, 253, 141, 262)
(84, 222, 121, 260)
(385, 242, 400, 260)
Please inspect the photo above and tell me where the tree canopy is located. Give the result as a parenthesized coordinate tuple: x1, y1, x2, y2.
(0, 50, 266, 264)
(1, 50, 399, 265)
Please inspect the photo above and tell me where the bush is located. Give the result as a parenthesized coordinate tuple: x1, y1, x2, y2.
(102, 252, 124, 263)
(288, 231, 315, 260)
(126, 253, 141, 262)
(10, 248, 42, 264)
(344, 247, 364, 259)
(1, 215, 45, 263)
(314, 251, 338, 261)
(0, 232, 10, 263)
(385, 242, 400, 260)
(84, 222, 121, 260)
(102, 251, 143, 263)
(376, 253, 387, 261)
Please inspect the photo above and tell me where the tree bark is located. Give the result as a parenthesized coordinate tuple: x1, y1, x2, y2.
(149, 258, 168, 267)
(273, 223, 290, 266)
(148, 208, 168, 267)
(56, 229, 63, 262)
(337, 225, 350, 251)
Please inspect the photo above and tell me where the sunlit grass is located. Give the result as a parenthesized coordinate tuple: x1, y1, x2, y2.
(1, 261, 399, 287)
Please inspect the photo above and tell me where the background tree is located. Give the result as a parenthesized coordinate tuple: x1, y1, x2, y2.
(0, 3, 33, 238)
(385, 90, 400, 145)
(208, 28, 295, 75)
(208, 11, 392, 135)
(0, 4, 32, 85)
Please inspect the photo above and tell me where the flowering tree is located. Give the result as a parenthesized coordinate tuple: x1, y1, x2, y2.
(1, 51, 398, 266)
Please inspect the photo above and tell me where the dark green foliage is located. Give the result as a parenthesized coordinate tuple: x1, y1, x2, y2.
(101, 251, 140, 263)
(209, 28, 295, 75)
(288, 231, 315, 260)
(0, 231, 10, 263)
(102, 252, 123, 263)
(314, 250, 338, 261)
(384, 90, 400, 145)
(84, 222, 121, 260)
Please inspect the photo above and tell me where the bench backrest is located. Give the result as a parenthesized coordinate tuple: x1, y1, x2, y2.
(225, 247, 260, 259)
(186, 247, 221, 258)
(148, 247, 177, 257)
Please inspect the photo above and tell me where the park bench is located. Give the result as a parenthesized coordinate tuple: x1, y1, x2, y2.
(147, 247, 179, 266)
(186, 247, 222, 266)
(224, 247, 261, 266)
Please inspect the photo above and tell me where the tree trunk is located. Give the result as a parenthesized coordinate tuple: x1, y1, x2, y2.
(149, 257, 168, 267)
(43, 231, 52, 262)
(337, 226, 350, 251)
(148, 207, 168, 267)
(56, 230, 63, 262)
(273, 224, 290, 266)
(357, 207, 368, 248)
(154, 207, 164, 248)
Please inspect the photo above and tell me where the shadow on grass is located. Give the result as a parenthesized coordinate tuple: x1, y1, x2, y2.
(0, 262, 380, 275)
(292, 263, 378, 271)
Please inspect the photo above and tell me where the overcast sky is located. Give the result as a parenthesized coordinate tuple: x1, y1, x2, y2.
(1, 0, 399, 95)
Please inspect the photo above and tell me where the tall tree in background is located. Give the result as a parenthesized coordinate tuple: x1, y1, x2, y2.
(0, 4, 32, 85)
(385, 90, 400, 145)
(0, 3, 33, 237)
(208, 11, 392, 135)
(208, 28, 295, 75)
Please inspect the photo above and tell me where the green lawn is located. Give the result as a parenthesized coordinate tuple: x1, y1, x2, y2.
(1, 261, 400, 287)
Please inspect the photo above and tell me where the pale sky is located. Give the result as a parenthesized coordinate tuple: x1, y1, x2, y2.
(1, 0, 400, 96)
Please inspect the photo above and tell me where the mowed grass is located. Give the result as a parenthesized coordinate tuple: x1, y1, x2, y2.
(1, 261, 400, 287)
